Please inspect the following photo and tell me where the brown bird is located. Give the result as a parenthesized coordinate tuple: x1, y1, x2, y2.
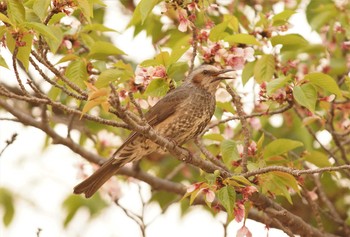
(74, 64, 234, 198)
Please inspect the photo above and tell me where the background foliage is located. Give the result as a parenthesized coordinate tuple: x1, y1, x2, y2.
(1, 0, 350, 236)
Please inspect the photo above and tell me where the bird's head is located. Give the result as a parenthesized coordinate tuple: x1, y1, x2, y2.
(187, 65, 235, 94)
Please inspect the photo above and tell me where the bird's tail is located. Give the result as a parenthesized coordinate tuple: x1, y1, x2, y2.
(73, 158, 124, 198)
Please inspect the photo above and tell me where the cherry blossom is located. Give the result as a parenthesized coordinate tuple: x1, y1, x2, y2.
(178, 9, 191, 32)
(134, 65, 167, 87)
(237, 225, 252, 237)
(202, 188, 216, 203)
(234, 201, 245, 223)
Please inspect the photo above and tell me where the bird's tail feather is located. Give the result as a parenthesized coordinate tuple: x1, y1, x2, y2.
(73, 158, 125, 198)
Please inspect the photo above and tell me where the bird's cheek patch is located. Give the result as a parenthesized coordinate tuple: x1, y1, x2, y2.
(192, 74, 203, 84)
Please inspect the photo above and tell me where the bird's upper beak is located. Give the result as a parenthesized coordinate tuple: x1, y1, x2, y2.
(211, 68, 236, 82)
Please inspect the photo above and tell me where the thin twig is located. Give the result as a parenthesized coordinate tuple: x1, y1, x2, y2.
(114, 199, 146, 237)
(29, 57, 86, 100)
(194, 137, 230, 172)
(12, 46, 28, 96)
(31, 51, 88, 98)
(242, 164, 350, 178)
(0, 84, 129, 129)
(301, 187, 324, 232)
(205, 101, 293, 132)
(129, 92, 145, 119)
(226, 85, 250, 173)
(0, 133, 18, 157)
(328, 103, 349, 164)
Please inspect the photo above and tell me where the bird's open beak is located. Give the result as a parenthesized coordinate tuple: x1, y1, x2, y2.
(211, 68, 236, 82)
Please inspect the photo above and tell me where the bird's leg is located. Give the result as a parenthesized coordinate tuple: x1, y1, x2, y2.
(132, 160, 141, 172)
(178, 146, 194, 163)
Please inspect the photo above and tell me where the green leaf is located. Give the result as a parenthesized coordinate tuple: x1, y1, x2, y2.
(224, 34, 261, 46)
(0, 188, 15, 226)
(6, 31, 33, 71)
(128, 0, 159, 26)
(305, 72, 342, 97)
(267, 75, 291, 95)
(260, 171, 299, 204)
(48, 12, 66, 25)
(77, 0, 93, 23)
(221, 140, 239, 165)
(82, 24, 118, 32)
(7, 0, 25, 24)
(209, 21, 229, 42)
(0, 55, 9, 69)
(271, 34, 308, 51)
(272, 10, 296, 26)
(254, 55, 275, 83)
(306, 2, 337, 30)
(144, 78, 169, 97)
(230, 176, 254, 186)
(304, 150, 331, 168)
(0, 12, 13, 25)
(65, 60, 88, 89)
(23, 22, 58, 41)
(33, 0, 51, 20)
(95, 68, 125, 88)
(217, 186, 236, 220)
(293, 83, 317, 112)
(224, 14, 239, 32)
(88, 41, 126, 59)
(62, 194, 107, 227)
(263, 138, 303, 159)
(24, 23, 63, 53)
(169, 35, 191, 64)
(45, 25, 63, 53)
(56, 54, 80, 64)
(203, 133, 224, 142)
(139, 0, 158, 24)
(141, 51, 170, 67)
(242, 61, 255, 85)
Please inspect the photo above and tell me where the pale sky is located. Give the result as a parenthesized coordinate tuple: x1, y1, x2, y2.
(0, 1, 320, 236)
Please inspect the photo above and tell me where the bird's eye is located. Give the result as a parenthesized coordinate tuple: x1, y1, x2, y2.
(203, 70, 209, 75)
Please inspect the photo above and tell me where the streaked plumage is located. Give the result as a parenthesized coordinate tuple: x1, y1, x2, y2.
(74, 65, 234, 198)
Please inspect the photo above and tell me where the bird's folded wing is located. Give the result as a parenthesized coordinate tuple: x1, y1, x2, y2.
(112, 86, 191, 156)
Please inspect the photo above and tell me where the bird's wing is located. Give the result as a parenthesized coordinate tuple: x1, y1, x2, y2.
(113, 86, 191, 155)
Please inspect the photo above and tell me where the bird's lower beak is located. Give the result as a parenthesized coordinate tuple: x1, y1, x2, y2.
(212, 68, 236, 82)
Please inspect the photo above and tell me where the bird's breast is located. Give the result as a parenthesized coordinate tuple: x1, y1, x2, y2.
(155, 91, 215, 144)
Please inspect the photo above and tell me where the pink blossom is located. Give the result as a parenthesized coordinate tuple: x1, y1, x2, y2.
(342, 41, 350, 50)
(237, 225, 252, 237)
(243, 47, 255, 61)
(226, 56, 245, 70)
(104, 177, 121, 200)
(187, 182, 203, 193)
(187, 2, 200, 12)
(134, 65, 166, 86)
(202, 188, 216, 203)
(341, 118, 350, 129)
(242, 186, 258, 200)
(153, 65, 167, 78)
(249, 117, 262, 131)
(248, 141, 257, 156)
(178, 9, 191, 32)
(214, 48, 228, 62)
(216, 87, 232, 102)
(97, 130, 122, 147)
(231, 47, 245, 57)
(319, 94, 335, 102)
(234, 201, 245, 223)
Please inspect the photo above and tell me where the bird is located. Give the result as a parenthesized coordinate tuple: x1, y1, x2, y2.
(74, 64, 235, 198)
